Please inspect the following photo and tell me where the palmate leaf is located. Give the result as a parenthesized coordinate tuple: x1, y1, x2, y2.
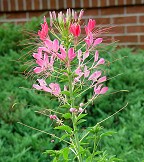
(55, 125, 73, 133)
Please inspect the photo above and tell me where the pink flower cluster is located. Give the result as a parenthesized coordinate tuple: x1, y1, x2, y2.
(32, 9, 108, 100)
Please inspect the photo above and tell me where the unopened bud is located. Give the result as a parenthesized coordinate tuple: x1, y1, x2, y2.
(80, 103, 84, 107)
(70, 108, 77, 113)
(79, 107, 83, 113)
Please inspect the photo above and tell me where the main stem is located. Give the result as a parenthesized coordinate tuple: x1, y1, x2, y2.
(67, 64, 83, 162)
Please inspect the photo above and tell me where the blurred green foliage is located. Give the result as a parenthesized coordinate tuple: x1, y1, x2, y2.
(0, 18, 144, 162)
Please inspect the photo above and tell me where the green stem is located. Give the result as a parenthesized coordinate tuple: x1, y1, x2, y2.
(67, 65, 83, 162)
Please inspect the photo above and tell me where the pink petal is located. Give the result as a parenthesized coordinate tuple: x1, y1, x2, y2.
(53, 39, 59, 52)
(77, 49, 82, 60)
(100, 87, 108, 94)
(33, 52, 42, 60)
(94, 38, 103, 46)
(95, 58, 105, 67)
(83, 51, 89, 61)
(37, 79, 47, 86)
(68, 48, 76, 61)
(84, 66, 90, 78)
(98, 76, 107, 83)
(36, 59, 44, 67)
(88, 71, 102, 81)
(94, 50, 99, 62)
(34, 67, 43, 73)
(42, 86, 52, 93)
(33, 84, 42, 90)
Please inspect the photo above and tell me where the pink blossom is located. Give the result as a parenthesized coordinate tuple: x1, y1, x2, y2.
(49, 83, 61, 96)
(78, 10, 84, 20)
(53, 39, 59, 52)
(94, 50, 99, 62)
(83, 51, 89, 61)
(33, 53, 48, 74)
(33, 53, 54, 74)
(50, 115, 57, 120)
(68, 48, 76, 61)
(33, 79, 51, 92)
(88, 71, 102, 82)
(79, 103, 84, 107)
(78, 108, 83, 113)
(33, 80, 61, 96)
(57, 46, 67, 61)
(94, 58, 105, 68)
(69, 23, 81, 37)
(85, 19, 96, 35)
(97, 76, 107, 83)
(84, 66, 90, 78)
(70, 108, 77, 113)
(44, 39, 53, 52)
(38, 16, 48, 41)
(84, 32, 93, 47)
(93, 38, 103, 46)
(94, 84, 108, 95)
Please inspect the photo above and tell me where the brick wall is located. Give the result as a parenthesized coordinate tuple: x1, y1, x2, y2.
(0, 0, 144, 49)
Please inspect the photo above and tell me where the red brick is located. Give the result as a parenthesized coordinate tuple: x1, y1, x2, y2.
(127, 25, 144, 33)
(126, 6, 144, 14)
(112, 26, 125, 34)
(34, 0, 40, 10)
(58, 0, 64, 9)
(6, 12, 26, 19)
(26, 0, 32, 10)
(50, 0, 56, 9)
(135, 0, 142, 5)
(67, 0, 72, 8)
(83, 0, 89, 8)
(18, 0, 24, 11)
(96, 17, 110, 25)
(85, 9, 98, 16)
(118, 0, 124, 5)
(42, 0, 48, 10)
(103, 36, 113, 43)
(75, 0, 81, 8)
(109, 0, 116, 6)
(3, 0, 8, 11)
(101, 0, 107, 7)
(92, 0, 98, 7)
(140, 36, 144, 42)
(126, 0, 133, 5)
(114, 35, 138, 43)
(113, 16, 137, 24)
(101, 7, 124, 15)
(139, 16, 144, 23)
(10, 0, 16, 11)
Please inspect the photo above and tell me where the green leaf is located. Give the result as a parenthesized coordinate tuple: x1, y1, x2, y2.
(76, 119, 86, 125)
(60, 104, 71, 109)
(55, 125, 72, 133)
(53, 157, 57, 162)
(77, 114, 87, 121)
(62, 113, 71, 119)
(60, 134, 70, 142)
(62, 147, 69, 160)
(100, 131, 117, 138)
(61, 91, 70, 96)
